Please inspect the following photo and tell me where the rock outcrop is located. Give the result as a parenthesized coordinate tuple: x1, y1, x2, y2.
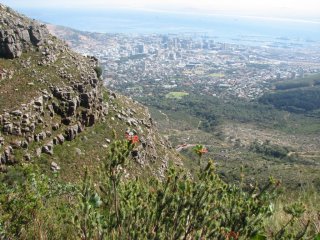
(0, 3, 182, 178)
(0, 65, 108, 166)
(0, 3, 109, 169)
(0, 4, 49, 59)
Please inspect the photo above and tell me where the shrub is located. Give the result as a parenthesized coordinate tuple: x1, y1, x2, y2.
(73, 140, 280, 239)
(94, 66, 103, 79)
(0, 140, 316, 239)
(249, 140, 290, 159)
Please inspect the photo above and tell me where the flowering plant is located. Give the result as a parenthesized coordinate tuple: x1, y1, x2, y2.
(193, 144, 208, 158)
(125, 129, 139, 145)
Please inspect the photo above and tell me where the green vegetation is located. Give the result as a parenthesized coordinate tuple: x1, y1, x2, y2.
(274, 73, 320, 91)
(165, 91, 189, 99)
(249, 140, 291, 159)
(1, 7, 320, 239)
(94, 66, 103, 79)
(259, 73, 320, 114)
(140, 92, 320, 191)
(259, 87, 320, 113)
(1, 140, 318, 239)
(140, 94, 320, 134)
(0, 49, 87, 110)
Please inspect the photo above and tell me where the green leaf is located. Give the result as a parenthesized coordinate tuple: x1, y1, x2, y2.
(251, 234, 267, 240)
(314, 234, 320, 240)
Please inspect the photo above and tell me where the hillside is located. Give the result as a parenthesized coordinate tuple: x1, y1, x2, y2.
(46, 22, 320, 190)
(0, 3, 181, 181)
(0, 5, 320, 239)
(259, 74, 320, 114)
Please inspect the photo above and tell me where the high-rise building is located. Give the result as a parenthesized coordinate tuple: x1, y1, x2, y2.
(136, 44, 145, 54)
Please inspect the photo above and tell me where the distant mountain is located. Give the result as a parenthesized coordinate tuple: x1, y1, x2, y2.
(46, 24, 105, 49)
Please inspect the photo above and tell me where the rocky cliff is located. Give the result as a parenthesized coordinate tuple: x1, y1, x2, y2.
(0, 4, 181, 180)
(0, 4, 50, 58)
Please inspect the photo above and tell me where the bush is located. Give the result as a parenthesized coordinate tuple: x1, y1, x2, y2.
(73, 140, 280, 239)
(94, 66, 103, 79)
(249, 140, 290, 159)
(0, 140, 316, 239)
(0, 166, 78, 239)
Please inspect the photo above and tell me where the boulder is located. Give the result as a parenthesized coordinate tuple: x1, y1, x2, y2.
(52, 123, 60, 131)
(34, 96, 43, 106)
(51, 161, 60, 172)
(56, 134, 65, 144)
(80, 93, 91, 108)
(3, 123, 13, 134)
(10, 140, 21, 149)
(28, 26, 43, 45)
(12, 125, 22, 136)
(65, 124, 79, 141)
(21, 140, 29, 148)
(24, 153, 31, 161)
(10, 110, 22, 116)
(42, 141, 53, 155)
(74, 148, 82, 155)
(0, 30, 22, 58)
(35, 147, 42, 157)
(0, 146, 14, 165)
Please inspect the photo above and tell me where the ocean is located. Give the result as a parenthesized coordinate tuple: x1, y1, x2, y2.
(16, 7, 320, 44)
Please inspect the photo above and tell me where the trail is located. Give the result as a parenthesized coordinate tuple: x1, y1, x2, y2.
(159, 110, 169, 122)
(288, 151, 320, 157)
(197, 120, 202, 129)
(175, 143, 216, 152)
(175, 144, 197, 152)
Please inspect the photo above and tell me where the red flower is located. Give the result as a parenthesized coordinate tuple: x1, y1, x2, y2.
(199, 148, 208, 154)
(193, 145, 208, 157)
(125, 132, 139, 144)
(131, 135, 139, 144)
(225, 231, 239, 240)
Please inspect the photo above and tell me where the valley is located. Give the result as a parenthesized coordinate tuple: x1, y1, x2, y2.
(47, 24, 320, 191)
(0, 3, 320, 238)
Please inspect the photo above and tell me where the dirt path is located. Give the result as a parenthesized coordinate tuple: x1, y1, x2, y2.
(159, 110, 169, 122)
(288, 151, 320, 157)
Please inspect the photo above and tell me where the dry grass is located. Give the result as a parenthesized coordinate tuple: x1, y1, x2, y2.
(265, 190, 320, 238)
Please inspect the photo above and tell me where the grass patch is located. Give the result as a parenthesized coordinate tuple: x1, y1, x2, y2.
(165, 91, 189, 99)
(208, 73, 225, 78)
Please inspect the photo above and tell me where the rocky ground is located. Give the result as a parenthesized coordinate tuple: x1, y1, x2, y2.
(0, 3, 181, 180)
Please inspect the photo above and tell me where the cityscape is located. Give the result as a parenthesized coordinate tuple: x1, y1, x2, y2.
(1, 1, 320, 238)
(63, 32, 320, 100)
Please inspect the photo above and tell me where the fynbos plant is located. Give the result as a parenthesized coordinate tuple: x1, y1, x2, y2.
(193, 144, 208, 168)
(75, 137, 285, 239)
(73, 169, 103, 240)
(274, 202, 310, 240)
(98, 130, 139, 237)
(0, 138, 315, 239)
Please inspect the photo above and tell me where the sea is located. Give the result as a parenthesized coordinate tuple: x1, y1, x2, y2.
(15, 7, 320, 46)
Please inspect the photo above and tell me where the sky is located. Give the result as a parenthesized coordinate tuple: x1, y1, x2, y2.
(2, 0, 320, 20)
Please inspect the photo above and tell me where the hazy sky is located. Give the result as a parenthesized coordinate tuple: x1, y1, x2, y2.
(2, 0, 320, 19)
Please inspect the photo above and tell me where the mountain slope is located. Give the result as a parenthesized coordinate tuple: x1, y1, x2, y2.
(0, 4, 181, 180)
(46, 22, 320, 190)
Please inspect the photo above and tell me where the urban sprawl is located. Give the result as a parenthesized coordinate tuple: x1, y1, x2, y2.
(71, 34, 320, 99)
